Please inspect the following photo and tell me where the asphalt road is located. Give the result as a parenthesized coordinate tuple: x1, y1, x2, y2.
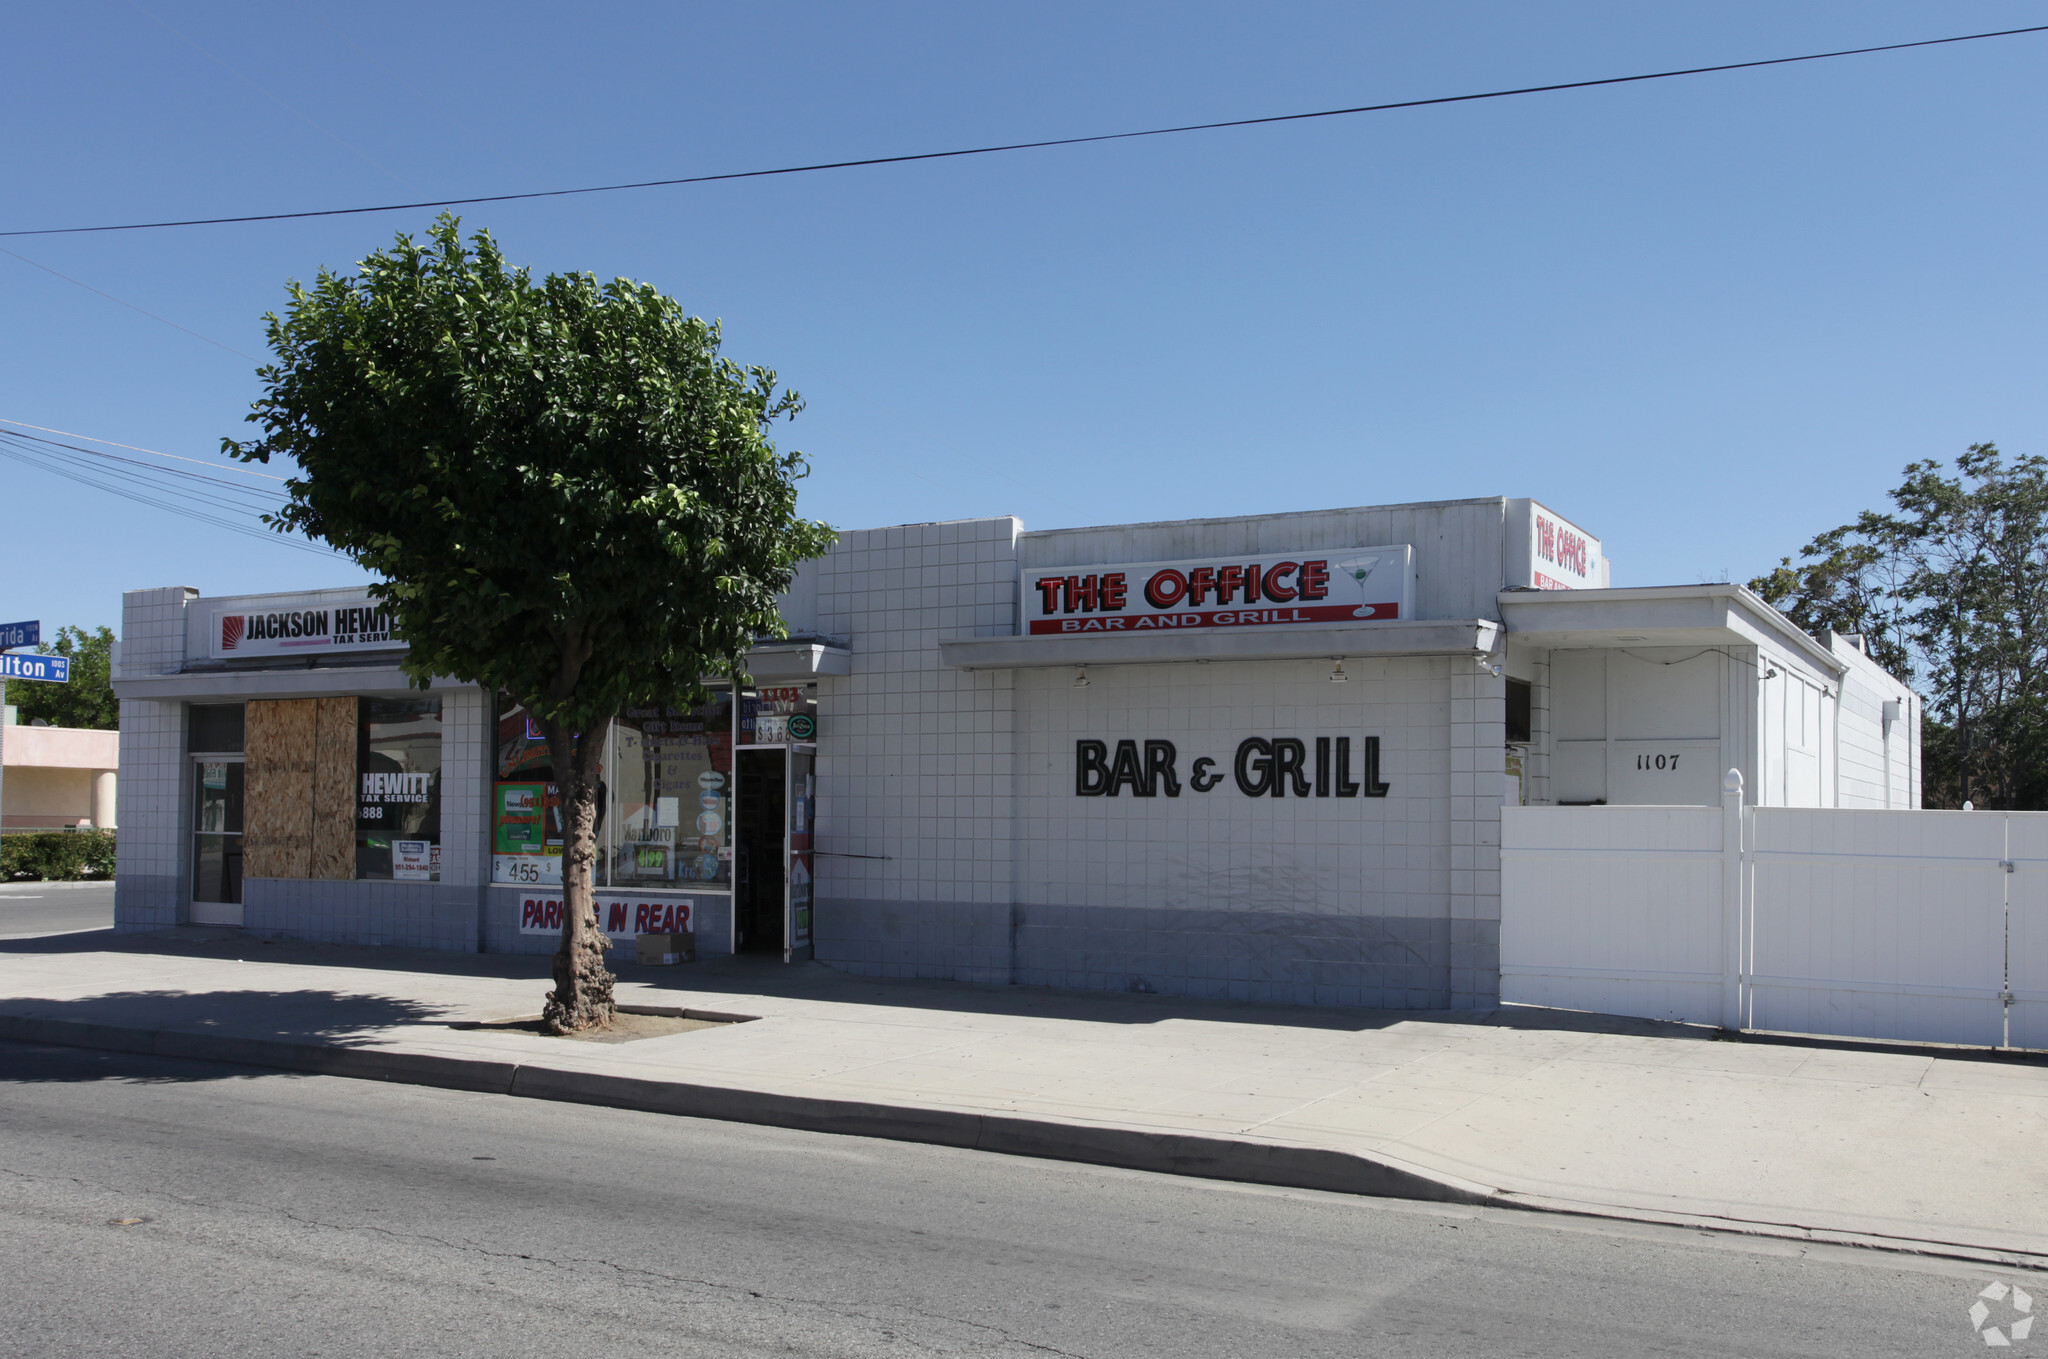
(0, 881, 112, 936)
(0, 1041, 2031, 1357)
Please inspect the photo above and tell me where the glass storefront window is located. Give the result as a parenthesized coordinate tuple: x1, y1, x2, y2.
(357, 698, 442, 881)
(493, 698, 564, 887)
(191, 759, 244, 904)
(739, 685, 817, 745)
(189, 703, 246, 755)
(610, 693, 734, 889)
(493, 691, 735, 890)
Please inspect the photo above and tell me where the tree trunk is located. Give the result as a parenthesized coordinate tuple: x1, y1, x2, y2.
(541, 714, 616, 1035)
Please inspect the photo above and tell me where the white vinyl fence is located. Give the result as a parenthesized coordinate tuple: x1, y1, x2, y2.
(1501, 779, 2048, 1048)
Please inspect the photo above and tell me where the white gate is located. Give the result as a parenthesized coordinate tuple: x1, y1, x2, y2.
(1497, 806, 1731, 1026)
(2005, 815, 2048, 1050)
(1747, 809, 2006, 1046)
(1502, 782, 2048, 1048)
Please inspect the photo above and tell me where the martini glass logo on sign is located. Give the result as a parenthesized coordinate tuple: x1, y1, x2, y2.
(1333, 554, 1394, 618)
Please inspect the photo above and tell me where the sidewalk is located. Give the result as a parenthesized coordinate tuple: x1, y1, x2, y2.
(3, 927, 2046, 1267)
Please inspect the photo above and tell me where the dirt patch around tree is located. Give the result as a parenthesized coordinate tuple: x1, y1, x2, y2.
(452, 1005, 755, 1044)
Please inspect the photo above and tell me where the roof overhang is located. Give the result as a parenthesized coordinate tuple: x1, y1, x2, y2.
(742, 641, 853, 681)
(114, 639, 853, 701)
(941, 619, 1502, 670)
(113, 664, 459, 702)
(1497, 583, 1845, 677)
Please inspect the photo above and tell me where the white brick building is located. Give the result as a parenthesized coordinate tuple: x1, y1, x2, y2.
(112, 496, 1920, 1009)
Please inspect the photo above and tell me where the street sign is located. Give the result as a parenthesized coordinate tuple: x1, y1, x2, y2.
(0, 620, 37, 650)
(0, 653, 67, 683)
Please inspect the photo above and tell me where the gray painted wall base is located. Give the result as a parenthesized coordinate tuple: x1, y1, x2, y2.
(111, 872, 183, 931)
(815, 897, 1502, 1009)
(242, 878, 481, 953)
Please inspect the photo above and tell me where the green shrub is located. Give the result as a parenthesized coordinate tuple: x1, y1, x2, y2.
(2, 829, 116, 881)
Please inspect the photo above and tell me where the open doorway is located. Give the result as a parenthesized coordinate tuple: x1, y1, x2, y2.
(734, 748, 786, 953)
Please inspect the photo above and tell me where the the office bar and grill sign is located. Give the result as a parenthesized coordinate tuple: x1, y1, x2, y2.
(1021, 546, 1414, 636)
(211, 597, 405, 659)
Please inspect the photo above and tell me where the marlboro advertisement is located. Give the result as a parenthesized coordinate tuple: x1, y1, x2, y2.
(1020, 546, 1414, 637)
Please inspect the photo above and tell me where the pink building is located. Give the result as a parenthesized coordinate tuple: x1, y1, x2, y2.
(3, 721, 118, 829)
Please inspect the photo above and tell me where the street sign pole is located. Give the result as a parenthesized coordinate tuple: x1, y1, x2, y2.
(0, 624, 64, 838)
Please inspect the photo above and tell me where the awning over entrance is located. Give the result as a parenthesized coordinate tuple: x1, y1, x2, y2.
(1495, 583, 1845, 677)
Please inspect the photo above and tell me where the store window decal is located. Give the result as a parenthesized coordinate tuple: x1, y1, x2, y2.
(494, 692, 735, 890)
(740, 686, 817, 745)
(358, 698, 443, 881)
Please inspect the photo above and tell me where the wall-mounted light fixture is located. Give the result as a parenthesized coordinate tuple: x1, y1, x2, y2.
(1072, 668, 1090, 689)
(1329, 660, 1348, 684)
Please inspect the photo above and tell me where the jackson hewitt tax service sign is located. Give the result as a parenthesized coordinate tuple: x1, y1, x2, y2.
(1021, 546, 1415, 636)
(210, 593, 407, 660)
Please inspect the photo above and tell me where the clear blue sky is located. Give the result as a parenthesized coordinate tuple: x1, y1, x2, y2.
(6, 1, 2047, 635)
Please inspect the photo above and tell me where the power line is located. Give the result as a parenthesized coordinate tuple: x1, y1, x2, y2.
(0, 417, 285, 479)
(0, 245, 260, 359)
(6, 23, 2045, 239)
(0, 428, 341, 557)
(0, 428, 282, 504)
(0, 444, 318, 553)
(127, 0, 425, 198)
(0, 432, 289, 523)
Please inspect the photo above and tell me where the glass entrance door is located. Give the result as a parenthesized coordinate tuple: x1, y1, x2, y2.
(732, 743, 819, 960)
(191, 759, 245, 925)
(734, 748, 786, 954)
(786, 747, 815, 960)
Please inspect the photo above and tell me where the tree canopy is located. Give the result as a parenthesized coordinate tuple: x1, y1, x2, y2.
(4, 625, 116, 730)
(1752, 444, 2048, 808)
(230, 215, 835, 1028)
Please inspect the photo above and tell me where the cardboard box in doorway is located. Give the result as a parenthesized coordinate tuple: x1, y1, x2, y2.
(635, 933, 695, 966)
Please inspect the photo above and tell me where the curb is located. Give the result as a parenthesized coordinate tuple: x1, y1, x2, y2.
(0, 1011, 1491, 1207)
(7, 1010, 2045, 1270)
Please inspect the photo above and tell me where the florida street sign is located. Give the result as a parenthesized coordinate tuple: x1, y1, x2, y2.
(0, 620, 37, 651)
(0, 653, 67, 684)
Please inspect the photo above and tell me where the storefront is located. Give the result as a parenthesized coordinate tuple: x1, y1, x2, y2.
(112, 496, 1918, 1008)
(489, 685, 819, 957)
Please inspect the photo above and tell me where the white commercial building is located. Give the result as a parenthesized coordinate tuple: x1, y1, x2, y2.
(112, 496, 1919, 1008)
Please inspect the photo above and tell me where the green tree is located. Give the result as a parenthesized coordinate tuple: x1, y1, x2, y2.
(229, 216, 835, 1032)
(3, 625, 117, 730)
(1747, 514, 1914, 681)
(1753, 444, 2048, 808)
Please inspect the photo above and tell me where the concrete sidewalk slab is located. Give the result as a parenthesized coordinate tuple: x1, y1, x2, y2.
(2, 928, 2045, 1267)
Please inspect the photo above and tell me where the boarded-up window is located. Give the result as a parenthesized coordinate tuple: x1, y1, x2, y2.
(240, 697, 358, 881)
(310, 697, 357, 879)
(243, 699, 315, 879)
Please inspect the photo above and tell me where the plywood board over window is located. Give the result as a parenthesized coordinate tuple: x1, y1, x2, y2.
(244, 699, 316, 878)
(311, 696, 357, 879)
